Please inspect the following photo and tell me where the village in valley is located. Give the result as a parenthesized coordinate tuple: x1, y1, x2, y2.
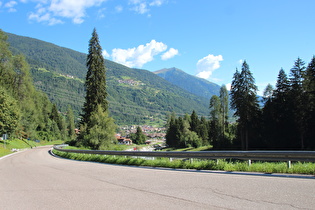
(116, 125, 166, 148)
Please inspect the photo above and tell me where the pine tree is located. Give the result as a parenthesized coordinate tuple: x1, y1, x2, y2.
(165, 113, 179, 147)
(131, 126, 146, 145)
(230, 61, 260, 150)
(190, 110, 199, 133)
(271, 68, 293, 148)
(289, 58, 306, 149)
(304, 57, 315, 148)
(273, 68, 290, 107)
(82, 28, 107, 125)
(79, 29, 116, 149)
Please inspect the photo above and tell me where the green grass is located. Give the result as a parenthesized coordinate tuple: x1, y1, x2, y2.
(63, 143, 136, 151)
(0, 139, 64, 158)
(162, 145, 213, 151)
(52, 150, 315, 175)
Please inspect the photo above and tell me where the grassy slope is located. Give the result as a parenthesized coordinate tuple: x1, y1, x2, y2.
(0, 139, 64, 157)
(6, 32, 211, 125)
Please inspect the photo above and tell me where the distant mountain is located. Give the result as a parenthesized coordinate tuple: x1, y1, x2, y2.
(6, 32, 211, 125)
(154, 67, 221, 99)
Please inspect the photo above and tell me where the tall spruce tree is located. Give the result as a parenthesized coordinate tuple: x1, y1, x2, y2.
(289, 58, 306, 149)
(79, 29, 116, 149)
(165, 113, 179, 148)
(230, 61, 260, 150)
(304, 57, 315, 148)
(82, 28, 107, 125)
(190, 110, 199, 133)
(272, 68, 293, 148)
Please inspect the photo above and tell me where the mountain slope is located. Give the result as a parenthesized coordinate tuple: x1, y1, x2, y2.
(154, 67, 221, 99)
(6, 32, 210, 125)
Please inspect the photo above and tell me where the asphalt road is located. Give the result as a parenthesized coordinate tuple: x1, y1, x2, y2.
(0, 146, 314, 210)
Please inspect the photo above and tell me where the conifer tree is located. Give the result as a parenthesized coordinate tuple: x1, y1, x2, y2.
(304, 57, 315, 148)
(230, 61, 260, 150)
(273, 68, 290, 104)
(289, 58, 306, 149)
(79, 29, 116, 149)
(190, 110, 199, 133)
(165, 113, 179, 147)
(82, 28, 107, 125)
(304, 56, 315, 96)
(131, 126, 146, 145)
(271, 68, 293, 148)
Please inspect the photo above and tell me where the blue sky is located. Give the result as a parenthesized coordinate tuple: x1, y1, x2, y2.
(1, 0, 315, 95)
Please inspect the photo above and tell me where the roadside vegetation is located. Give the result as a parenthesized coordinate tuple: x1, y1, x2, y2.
(52, 149, 315, 175)
(0, 139, 63, 157)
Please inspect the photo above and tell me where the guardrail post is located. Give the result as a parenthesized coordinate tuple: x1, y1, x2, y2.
(169, 157, 173, 162)
(248, 159, 251, 166)
(287, 160, 291, 168)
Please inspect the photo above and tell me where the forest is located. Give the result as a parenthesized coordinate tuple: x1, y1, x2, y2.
(0, 30, 75, 142)
(166, 59, 315, 150)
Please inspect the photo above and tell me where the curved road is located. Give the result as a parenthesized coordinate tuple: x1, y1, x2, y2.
(0, 146, 314, 209)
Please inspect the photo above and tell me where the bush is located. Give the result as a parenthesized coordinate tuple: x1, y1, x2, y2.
(52, 150, 315, 175)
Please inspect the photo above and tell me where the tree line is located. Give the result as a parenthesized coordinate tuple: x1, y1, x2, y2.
(166, 58, 315, 150)
(0, 30, 76, 142)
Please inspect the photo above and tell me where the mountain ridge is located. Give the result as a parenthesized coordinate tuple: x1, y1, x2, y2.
(154, 67, 221, 99)
(6, 31, 217, 125)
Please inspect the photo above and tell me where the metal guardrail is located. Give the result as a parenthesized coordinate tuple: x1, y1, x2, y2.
(53, 145, 315, 162)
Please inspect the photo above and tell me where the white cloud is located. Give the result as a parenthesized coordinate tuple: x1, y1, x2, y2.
(28, 0, 107, 25)
(161, 48, 178, 60)
(29, 7, 64, 25)
(129, 0, 165, 16)
(129, 0, 148, 14)
(149, 0, 164, 7)
(110, 40, 168, 68)
(5, 1, 17, 8)
(196, 54, 223, 79)
(4, 1, 17, 12)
